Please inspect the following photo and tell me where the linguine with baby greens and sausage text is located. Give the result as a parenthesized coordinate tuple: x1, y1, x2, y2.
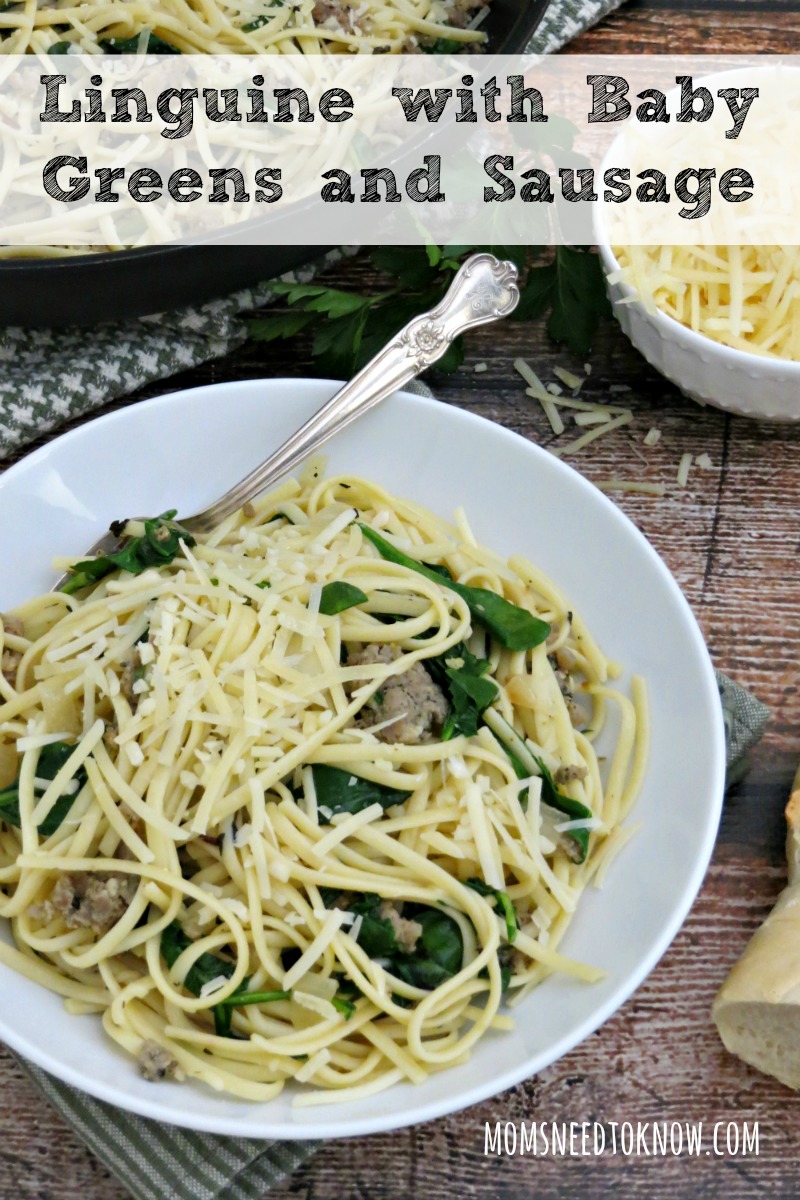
(0, 462, 646, 1104)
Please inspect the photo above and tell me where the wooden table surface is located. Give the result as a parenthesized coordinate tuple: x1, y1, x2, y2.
(2, 4, 800, 1198)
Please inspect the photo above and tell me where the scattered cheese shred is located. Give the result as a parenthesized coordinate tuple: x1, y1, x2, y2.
(553, 365, 583, 390)
(551, 412, 633, 458)
(596, 480, 666, 496)
(573, 411, 611, 427)
(677, 452, 693, 487)
(295, 1047, 332, 1083)
(643, 428, 662, 447)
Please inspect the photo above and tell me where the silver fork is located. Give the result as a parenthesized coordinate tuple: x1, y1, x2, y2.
(52, 253, 520, 592)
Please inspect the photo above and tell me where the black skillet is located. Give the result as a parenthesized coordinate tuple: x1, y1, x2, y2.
(0, 0, 551, 328)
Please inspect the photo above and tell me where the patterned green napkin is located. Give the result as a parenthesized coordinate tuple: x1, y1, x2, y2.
(0, 0, 625, 462)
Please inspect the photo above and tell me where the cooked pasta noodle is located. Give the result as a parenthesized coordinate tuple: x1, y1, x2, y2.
(0, 462, 646, 1102)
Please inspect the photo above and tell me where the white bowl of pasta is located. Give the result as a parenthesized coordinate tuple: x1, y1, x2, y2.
(0, 379, 725, 1137)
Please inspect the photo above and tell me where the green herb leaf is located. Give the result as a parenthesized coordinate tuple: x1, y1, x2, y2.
(359, 525, 550, 651)
(246, 246, 609, 381)
(212, 987, 290, 1036)
(0, 742, 87, 836)
(317, 582, 368, 616)
(62, 511, 194, 595)
(241, 3, 282, 30)
(425, 643, 497, 739)
(161, 921, 237, 995)
(515, 248, 610, 355)
(390, 908, 463, 989)
(532, 755, 592, 863)
(310, 764, 410, 824)
(420, 37, 463, 53)
(247, 311, 316, 342)
(47, 40, 73, 53)
(465, 878, 518, 943)
(331, 995, 356, 1020)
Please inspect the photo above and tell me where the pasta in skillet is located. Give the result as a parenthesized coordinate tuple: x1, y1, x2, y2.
(0, 0, 488, 56)
(0, 462, 646, 1104)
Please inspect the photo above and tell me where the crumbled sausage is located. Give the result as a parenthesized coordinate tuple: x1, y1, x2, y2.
(347, 644, 448, 744)
(548, 653, 585, 729)
(120, 646, 149, 709)
(312, 0, 355, 31)
(1, 615, 23, 687)
(40, 871, 138, 933)
(444, 0, 488, 28)
(138, 1039, 180, 1082)
(554, 764, 588, 786)
(379, 901, 422, 953)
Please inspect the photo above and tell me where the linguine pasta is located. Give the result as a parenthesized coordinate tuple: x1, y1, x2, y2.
(0, 463, 646, 1104)
(0, 0, 488, 56)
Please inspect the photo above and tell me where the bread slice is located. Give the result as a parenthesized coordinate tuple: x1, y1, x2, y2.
(712, 765, 800, 1089)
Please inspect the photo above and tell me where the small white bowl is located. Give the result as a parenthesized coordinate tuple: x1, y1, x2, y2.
(597, 242, 800, 423)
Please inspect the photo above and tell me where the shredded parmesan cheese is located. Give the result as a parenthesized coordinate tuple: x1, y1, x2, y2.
(596, 480, 666, 496)
(677, 452, 693, 487)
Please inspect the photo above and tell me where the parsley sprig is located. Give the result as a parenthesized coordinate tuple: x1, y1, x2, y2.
(247, 245, 609, 377)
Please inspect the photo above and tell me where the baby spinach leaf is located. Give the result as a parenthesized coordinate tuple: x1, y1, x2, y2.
(390, 908, 463, 989)
(310, 764, 411, 824)
(425, 643, 497, 739)
(359, 525, 550, 651)
(465, 878, 518, 943)
(63, 511, 195, 595)
(533, 755, 592, 863)
(212, 986, 291, 1037)
(420, 37, 463, 53)
(318, 582, 368, 616)
(161, 922, 259, 1037)
(161, 921, 237, 995)
(47, 40, 73, 52)
(320, 891, 463, 991)
(0, 741, 87, 836)
(482, 943, 514, 993)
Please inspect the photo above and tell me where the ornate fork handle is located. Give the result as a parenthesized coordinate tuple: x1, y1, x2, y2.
(51, 253, 519, 588)
(186, 253, 519, 535)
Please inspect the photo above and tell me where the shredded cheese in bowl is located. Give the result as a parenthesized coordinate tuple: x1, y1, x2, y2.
(613, 245, 800, 362)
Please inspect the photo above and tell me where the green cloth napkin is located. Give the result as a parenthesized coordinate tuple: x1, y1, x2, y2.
(0, 0, 625, 462)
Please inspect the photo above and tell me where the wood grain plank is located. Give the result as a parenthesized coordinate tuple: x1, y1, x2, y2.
(569, 7, 800, 53)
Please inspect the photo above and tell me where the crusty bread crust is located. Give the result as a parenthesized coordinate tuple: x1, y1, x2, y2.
(712, 766, 800, 1089)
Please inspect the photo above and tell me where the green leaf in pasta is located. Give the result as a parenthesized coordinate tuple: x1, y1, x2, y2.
(309, 764, 411, 823)
(358, 525, 550, 651)
(532, 755, 592, 863)
(317, 582, 368, 616)
(424, 643, 498, 739)
(62, 511, 194, 595)
(464, 878, 518, 943)
(99, 32, 182, 52)
(0, 742, 87, 836)
(319, 892, 463, 991)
